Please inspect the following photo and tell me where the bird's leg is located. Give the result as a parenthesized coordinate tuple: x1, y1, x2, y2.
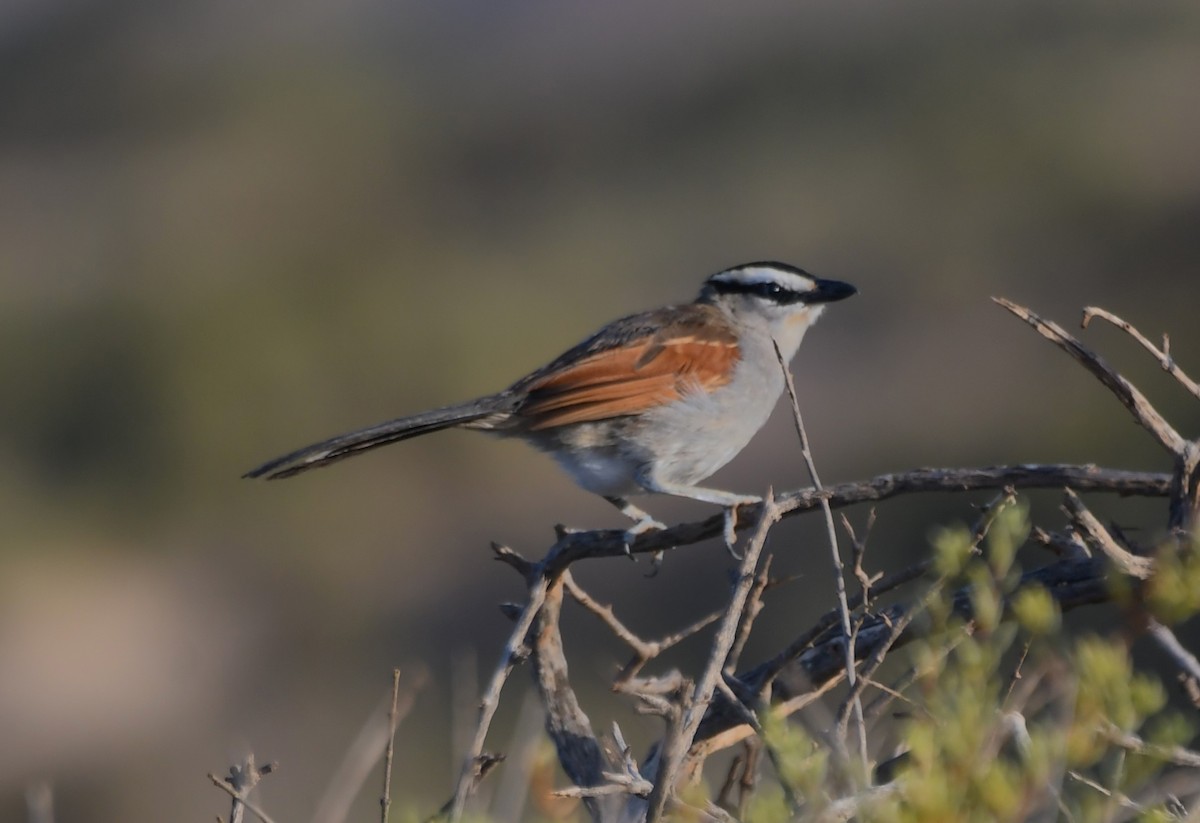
(604, 496, 666, 560)
(636, 478, 761, 559)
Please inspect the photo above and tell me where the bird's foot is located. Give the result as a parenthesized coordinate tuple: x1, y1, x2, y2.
(621, 515, 667, 561)
(723, 496, 762, 559)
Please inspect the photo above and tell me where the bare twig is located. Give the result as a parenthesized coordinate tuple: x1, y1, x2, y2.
(1005, 300, 1198, 538)
(563, 572, 723, 687)
(209, 756, 278, 823)
(552, 779, 653, 799)
(1147, 619, 1200, 684)
(842, 510, 881, 604)
(774, 339, 867, 770)
(862, 630, 968, 726)
(697, 552, 1116, 751)
(1102, 723, 1200, 769)
(447, 570, 549, 820)
(716, 740, 760, 818)
(1066, 770, 1143, 812)
(994, 298, 1186, 456)
(1082, 306, 1200, 401)
(713, 677, 802, 814)
(316, 667, 425, 823)
(725, 555, 773, 675)
(1061, 489, 1155, 580)
(744, 556, 934, 694)
(381, 668, 402, 823)
(694, 674, 845, 761)
(1031, 526, 1091, 559)
(828, 481, 1014, 749)
(643, 494, 782, 822)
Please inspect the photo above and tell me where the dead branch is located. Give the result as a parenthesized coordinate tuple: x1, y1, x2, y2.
(997, 298, 1199, 530)
(724, 555, 772, 676)
(446, 564, 548, 820)
(1061, 489, 1155, 579)
(544, 464, 1169, 566)
(694, 555, 1114, 753)
(531, 577, 622, 823)
(563, 572, 723, 688)
(465, 299, 1193, 820)
(994, 297, 1186, 456)
(1081, 306, 1200, 401)
(642, 494, 782, 822)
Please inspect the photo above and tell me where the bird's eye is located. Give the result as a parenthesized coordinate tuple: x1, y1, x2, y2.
(754, 282, 786, 300)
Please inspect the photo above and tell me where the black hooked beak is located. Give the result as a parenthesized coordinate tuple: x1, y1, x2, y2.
(806, 278, 858, 304)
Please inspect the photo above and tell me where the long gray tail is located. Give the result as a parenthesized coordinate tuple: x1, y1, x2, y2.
(243, 394, 515, 480)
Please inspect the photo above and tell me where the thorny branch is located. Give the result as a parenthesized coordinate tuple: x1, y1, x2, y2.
(434, 299, 1196, 822)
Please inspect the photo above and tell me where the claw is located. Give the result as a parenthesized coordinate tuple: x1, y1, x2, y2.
(621, 515, 667, 560)
(644, 550, 665, 577)
(723, 507, 744, 559)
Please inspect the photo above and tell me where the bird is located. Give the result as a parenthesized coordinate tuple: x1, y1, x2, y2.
(244, 262, 856, 551)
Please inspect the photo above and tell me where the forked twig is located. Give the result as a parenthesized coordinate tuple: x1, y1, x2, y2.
(994, 297, 1186, 456)
(563, 572, 723, 687)
(1082, 306, 1200, 401)
(998, 296, 1199, 532)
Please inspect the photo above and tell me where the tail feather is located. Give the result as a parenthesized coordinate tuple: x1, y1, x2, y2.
(243, 395, 513, 480)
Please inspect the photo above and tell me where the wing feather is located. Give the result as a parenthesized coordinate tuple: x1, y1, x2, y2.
(517, 308, 740, 429)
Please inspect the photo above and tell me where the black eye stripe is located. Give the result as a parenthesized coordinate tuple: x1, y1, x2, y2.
(710, 279, 807, 304)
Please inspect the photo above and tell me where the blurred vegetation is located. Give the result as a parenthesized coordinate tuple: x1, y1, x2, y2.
(2, 1, 1199, 821)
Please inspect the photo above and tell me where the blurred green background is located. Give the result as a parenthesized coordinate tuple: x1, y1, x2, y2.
(2, 1, 1199, 820)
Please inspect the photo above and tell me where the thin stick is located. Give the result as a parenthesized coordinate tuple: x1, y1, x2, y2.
(1082, 306, 1200, 401)
(725, 555, 773, 674)
(643, 494, 782, 822)
(563, 572, 723, 686)
(773, 339, 867, 770)
(1147, 619, 1200, 684)
(994, 298, 1186, 456)
(381, 668, 402, 823)
(448, 574, 549, 820)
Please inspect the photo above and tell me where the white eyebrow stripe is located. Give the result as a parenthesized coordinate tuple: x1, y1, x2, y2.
(710, 266, 815, 292)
